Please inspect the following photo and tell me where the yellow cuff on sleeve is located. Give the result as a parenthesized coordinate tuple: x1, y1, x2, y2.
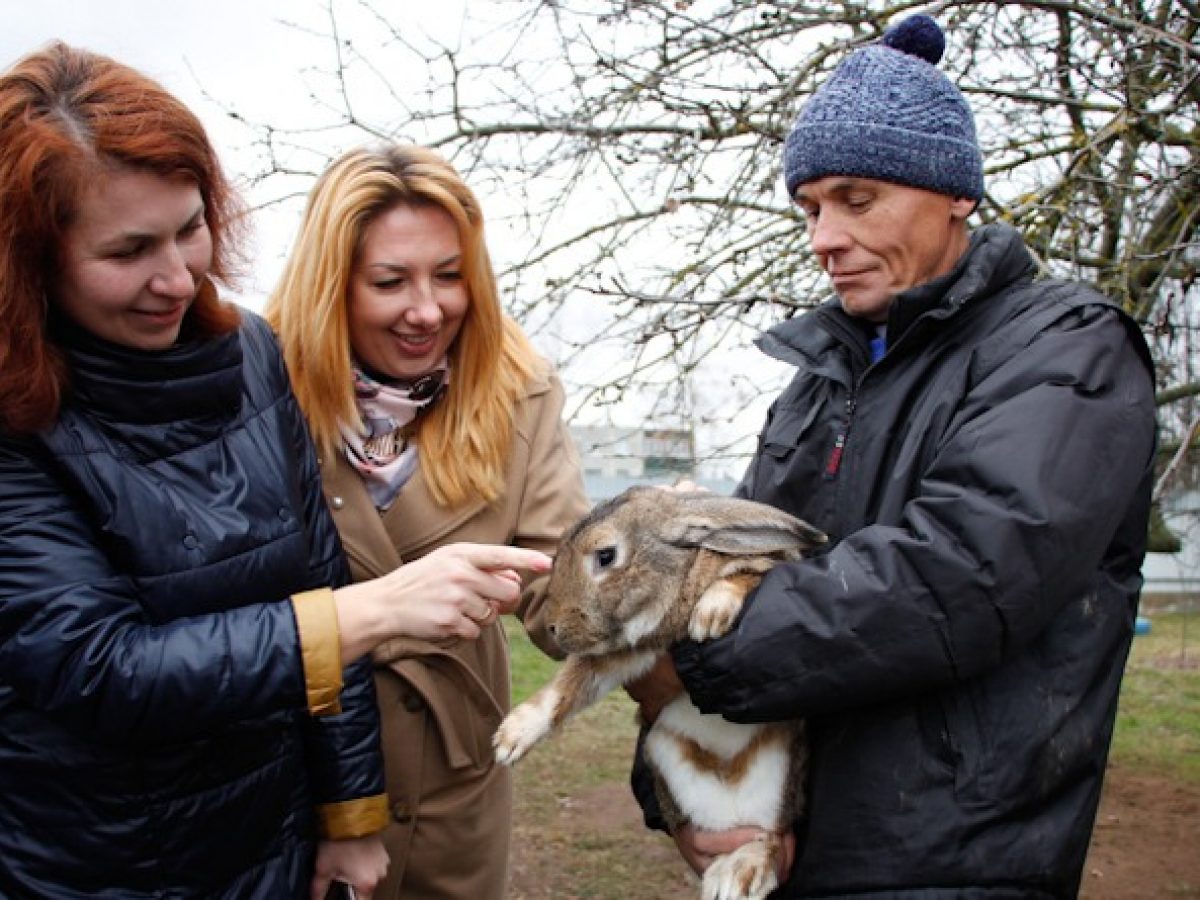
(318, 793, 390, 840)
(291, 587, 343, 716)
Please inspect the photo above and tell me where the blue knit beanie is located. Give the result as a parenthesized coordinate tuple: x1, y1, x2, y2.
(783, 15, 984, 202)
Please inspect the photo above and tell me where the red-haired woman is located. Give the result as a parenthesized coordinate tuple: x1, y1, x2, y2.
(0, 43, 548, 899)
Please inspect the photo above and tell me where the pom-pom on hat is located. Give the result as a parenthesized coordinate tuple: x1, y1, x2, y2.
(783, 15, 984, 202)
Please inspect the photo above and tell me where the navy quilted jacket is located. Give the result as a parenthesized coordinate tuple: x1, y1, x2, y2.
(0, 313, 385, 898)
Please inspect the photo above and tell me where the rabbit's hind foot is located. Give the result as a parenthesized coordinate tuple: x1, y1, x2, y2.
(700, 835, 780, 900)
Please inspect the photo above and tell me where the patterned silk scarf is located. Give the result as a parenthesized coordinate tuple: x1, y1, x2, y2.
(339, 361, 449, 509)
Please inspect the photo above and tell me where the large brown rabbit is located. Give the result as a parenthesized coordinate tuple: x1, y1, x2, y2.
(493, 485, 826, 900)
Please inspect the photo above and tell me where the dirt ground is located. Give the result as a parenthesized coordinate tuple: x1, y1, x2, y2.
(509, 763, 1200, 898)
(1080, 764, 1200, 898)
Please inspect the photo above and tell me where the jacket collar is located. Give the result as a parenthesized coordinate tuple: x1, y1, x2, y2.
(757, 224, 1035, 368)
(56, 316, 244, 426)
(886, 223, 1036, 340)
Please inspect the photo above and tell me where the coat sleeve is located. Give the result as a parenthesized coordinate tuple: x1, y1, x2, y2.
(0, 436, 312, 743)
(674, 303, 1156, 723)
(513, 373, 591, 659)
(265, 329, 388, 840)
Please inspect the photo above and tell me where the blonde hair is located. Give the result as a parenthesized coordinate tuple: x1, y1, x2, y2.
(265, 144, 544, 507)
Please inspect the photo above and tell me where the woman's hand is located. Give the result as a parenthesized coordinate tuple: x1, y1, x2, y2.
(334, 543, 552, 661)
(310, 834, 389, 899)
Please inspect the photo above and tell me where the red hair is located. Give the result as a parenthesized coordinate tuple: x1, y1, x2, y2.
(0, 41, 244, 434)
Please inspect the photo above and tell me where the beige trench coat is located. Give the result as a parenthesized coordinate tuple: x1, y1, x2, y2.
(320, 371, 589, 900)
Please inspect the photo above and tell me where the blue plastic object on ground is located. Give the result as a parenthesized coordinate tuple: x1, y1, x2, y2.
(1134, 616, 1152, 636)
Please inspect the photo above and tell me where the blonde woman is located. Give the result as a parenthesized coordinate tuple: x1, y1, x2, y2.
(266, 144, 589, 900)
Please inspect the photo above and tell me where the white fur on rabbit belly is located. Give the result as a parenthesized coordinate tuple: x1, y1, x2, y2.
(645, 695, 790, 831)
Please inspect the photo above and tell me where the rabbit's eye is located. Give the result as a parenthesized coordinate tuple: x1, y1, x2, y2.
(595, 546, 617, 569)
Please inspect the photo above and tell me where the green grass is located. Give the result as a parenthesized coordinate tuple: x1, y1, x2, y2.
(1111, 609, 1200, 785)
(506, 617, 562, 705)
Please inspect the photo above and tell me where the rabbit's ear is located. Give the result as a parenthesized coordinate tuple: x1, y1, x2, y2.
(660, 495, 826, 555)
(668, 519, 826, 554)
(708, 521, 826, 554)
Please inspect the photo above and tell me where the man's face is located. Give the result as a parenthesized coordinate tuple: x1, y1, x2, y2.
(794, 177, 975, 322)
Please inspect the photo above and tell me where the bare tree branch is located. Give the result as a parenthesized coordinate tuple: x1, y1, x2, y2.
(225, 0, 1199, 484)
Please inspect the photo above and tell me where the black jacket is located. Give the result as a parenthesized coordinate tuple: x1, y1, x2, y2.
(0, 314, 385, 898)
(644, 225, 1157, 898)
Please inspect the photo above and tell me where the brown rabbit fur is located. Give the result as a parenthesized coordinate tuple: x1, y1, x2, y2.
(493, 486, 826, 900)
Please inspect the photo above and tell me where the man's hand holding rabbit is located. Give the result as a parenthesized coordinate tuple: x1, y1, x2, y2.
(673, 823, 796, 884)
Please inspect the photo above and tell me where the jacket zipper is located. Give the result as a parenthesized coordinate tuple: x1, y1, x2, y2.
(813, 306, 884, 482)
(813, 278, 975, 483)
(824, 391, 858, 480)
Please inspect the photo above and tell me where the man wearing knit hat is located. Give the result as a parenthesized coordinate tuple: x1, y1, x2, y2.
(630, 14, 1157, 898)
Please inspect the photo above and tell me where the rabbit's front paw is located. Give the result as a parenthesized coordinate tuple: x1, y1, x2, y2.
(690, 580, 745, 641)
(701, 837, 779, 900)
(493, 698, 554, 766)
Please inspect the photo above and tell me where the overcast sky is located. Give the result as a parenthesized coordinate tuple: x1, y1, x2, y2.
(2, 1, 309, 146)
(2, 0, 474, 305)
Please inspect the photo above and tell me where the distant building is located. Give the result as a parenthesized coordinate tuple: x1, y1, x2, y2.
(569, 424, 737, 503)
(571, 424, 694, 479)
(1142, 489, 1200, 610)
